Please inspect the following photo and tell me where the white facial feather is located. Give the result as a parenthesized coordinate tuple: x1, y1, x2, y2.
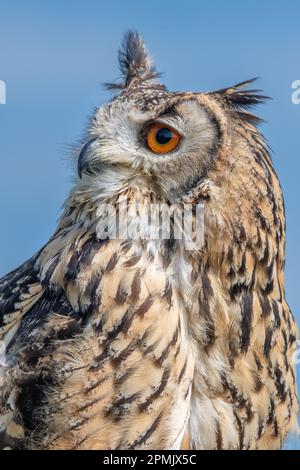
(76, 97, 219, 204)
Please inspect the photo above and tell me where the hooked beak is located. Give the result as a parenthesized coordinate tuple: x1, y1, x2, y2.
(77, 137, 99, 178)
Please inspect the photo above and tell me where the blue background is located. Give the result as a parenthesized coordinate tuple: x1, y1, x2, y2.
(0, 0, 299, 449)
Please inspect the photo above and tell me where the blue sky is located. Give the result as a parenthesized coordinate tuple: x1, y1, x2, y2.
(0, 0, 299, 448)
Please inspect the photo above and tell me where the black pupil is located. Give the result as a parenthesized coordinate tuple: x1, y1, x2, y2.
(156, 127, 173, 145)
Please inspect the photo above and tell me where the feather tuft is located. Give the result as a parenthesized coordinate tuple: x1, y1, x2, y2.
(104, 30, 164, 91)
(214, 78, 271, 125)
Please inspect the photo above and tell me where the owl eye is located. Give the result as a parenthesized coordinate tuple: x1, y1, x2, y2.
(146, 123, 181, 154)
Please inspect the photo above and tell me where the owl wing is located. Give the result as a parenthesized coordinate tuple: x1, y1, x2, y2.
(0, 255, 44, 346)
(0, 238, 194, 450)
(0, 255, 46, 449)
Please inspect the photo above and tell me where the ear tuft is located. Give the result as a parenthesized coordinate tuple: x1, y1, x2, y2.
(214, 78, 271, 125)
(104, 31, 165, 91)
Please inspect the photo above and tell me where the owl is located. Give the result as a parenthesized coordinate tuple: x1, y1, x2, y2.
(0, 31, 298, 450)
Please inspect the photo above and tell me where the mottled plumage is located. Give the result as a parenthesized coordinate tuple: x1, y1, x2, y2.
(0, 31, 298, 450)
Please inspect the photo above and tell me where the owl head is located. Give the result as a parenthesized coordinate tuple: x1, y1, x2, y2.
(73, 31, 281, 259)
(76, 31, 269, 208)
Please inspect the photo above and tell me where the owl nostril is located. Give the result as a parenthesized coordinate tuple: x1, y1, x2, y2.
(77, 137, 99, 178)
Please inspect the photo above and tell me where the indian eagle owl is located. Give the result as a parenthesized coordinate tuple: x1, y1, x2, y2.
(0, 31, 298, 450)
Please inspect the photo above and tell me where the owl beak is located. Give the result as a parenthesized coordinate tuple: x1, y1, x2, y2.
(77, 138, 99, 178)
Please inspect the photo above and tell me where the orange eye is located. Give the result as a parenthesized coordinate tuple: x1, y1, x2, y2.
(146, 123, 181, 154)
